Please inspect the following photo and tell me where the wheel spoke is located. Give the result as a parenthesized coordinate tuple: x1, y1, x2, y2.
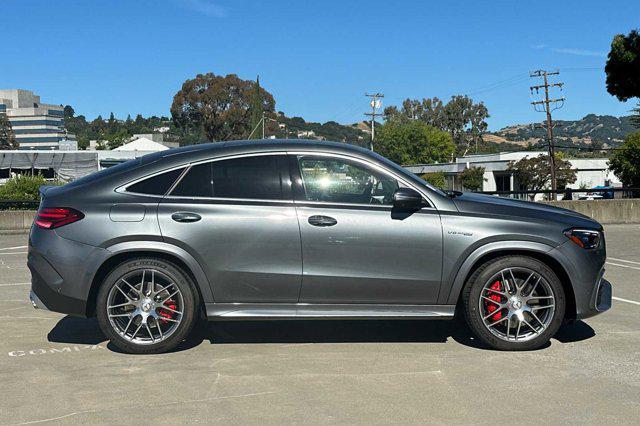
(160, 290, 180, 304)
(522, 318, 539, 335)
(487, 315, 508, 328)
(108, 301, 134, 309)
(509, 268, 519, 291)
(145, 323, 155, 343)
(530, 304, 554, 311)
(485, 287, 508, 297)
(528, 276, 542, 297)
(130, 323, 143, 340)
(122, 315, 134, 336)
(501, 270, 511, 294)
(514, 320, 522, 341)
(519, 272, 535, 295)
(160, 317, 179, 323)
(529, 295, 554, 300)
(155, 318, 164, 340)
(114, 283, 133, 301)
(159, 305, 182, 315)
(108, 313, 131, 318)
(481, 295, 503, 306)
(529, 311, 546, 328)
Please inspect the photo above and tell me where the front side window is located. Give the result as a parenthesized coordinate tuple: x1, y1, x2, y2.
(297, 156, 399, 205)
(170, 155, 286, 200)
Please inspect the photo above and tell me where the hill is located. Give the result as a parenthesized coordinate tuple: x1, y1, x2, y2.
(488, 114, 636, 149)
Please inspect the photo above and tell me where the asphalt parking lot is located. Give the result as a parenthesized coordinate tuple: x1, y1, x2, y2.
(0, 225, 639, 425)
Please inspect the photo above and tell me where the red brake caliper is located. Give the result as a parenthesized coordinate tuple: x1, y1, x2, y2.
(158, 299, 177, 325)
(484, 281, 503, 321)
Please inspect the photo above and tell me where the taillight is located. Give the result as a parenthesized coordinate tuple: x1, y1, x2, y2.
(34, 208, 84, 229)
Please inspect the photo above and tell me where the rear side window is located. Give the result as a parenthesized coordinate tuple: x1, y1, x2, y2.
(126, 168, 184, 195)
(171, 163, 212, 197)
(170, 155, 286, 199)
(212, 156, 283, 199)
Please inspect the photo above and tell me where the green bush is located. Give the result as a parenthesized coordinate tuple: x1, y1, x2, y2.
(0, 174, 59, 201)
(421, 171, 446, 189)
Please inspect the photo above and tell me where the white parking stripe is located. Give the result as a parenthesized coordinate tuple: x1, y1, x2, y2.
(0, 251, 28, 256)
(0, 282, 30, 287)
(0, 245, 27, 251)
(612, 296, 640, 306)
(606, 262, 640, 271)
(608, 257, 640, 266)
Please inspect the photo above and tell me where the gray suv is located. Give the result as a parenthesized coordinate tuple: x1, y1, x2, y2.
(28, 140, 612, 353)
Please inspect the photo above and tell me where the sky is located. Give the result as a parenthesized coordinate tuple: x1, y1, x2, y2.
(2, 0, 639, 130)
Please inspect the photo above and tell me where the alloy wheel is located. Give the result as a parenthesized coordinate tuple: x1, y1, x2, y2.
(478, 267, 556, 342)
(106, 269, 184, 345)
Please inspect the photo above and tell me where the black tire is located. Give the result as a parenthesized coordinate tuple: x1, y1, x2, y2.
(462, 255, 565, 351)
(96, 257, 199, 354)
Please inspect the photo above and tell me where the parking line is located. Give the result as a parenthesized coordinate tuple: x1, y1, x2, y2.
(608, 257, 640, 266)
(0, 282, 30, 287)
(606, 262, 640, 271)
(0, 245, 27, 251)
(612, 296, 640, 306)
(0, 251, 28, 255)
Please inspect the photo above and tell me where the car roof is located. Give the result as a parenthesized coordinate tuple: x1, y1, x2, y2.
(158, 139, 371, 162)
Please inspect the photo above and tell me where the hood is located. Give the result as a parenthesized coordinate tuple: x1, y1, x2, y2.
(452, 192, 602, 230)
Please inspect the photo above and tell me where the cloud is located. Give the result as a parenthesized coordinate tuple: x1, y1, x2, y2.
(530, 44, 605, 57)
(549, 48, 606, 57)
(175, 0, 226, 17)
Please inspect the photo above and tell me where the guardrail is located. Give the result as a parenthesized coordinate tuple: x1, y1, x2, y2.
(477, 187, 639, 200)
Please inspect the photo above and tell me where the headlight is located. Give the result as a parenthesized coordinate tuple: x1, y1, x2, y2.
(564, 229, 601, 249)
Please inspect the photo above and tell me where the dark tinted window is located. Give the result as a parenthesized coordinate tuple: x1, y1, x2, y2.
(212, 156, 284, 199)
(127, 168, 184, 195)
(171, 163, 213, 197)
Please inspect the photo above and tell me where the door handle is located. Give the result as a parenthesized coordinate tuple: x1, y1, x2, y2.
(308, 215, 337, 227)
(171, 212, 201, 223)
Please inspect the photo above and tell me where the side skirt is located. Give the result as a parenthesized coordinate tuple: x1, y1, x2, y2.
(205, 303, 456, 320)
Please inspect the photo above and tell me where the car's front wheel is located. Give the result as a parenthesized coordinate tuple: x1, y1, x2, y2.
(96, 258, 199, 354)
(462, 255, 565, 351)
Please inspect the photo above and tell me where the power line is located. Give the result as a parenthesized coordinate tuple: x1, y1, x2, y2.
(364, 92, 384, 151)
(530, 69, 565, 196)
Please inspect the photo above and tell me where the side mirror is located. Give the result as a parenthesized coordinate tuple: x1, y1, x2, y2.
(392, 187, 424, 211)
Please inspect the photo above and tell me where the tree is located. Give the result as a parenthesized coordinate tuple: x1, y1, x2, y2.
(0, 112, 18, 149)
(608, 132, 640, 189)
(171, 72, 276, 142)
(459, 166, 486, 191)
(507, 154, 577, 199)
(248, 76, 263, 139)
(383, 96, 489, 158)
(606, 29, 640, 127)
(605, 29, 640, 101)
(63, 105, 75, 119)
(375, 120, 455, 165)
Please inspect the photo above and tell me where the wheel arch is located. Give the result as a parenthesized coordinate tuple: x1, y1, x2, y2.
(85, 242, 213, 317)
(445, 243, 577, 320)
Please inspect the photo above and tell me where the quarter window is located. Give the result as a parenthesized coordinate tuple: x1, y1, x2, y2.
(171, 163, 213, 197)
(297, 156, 399, 205)
(126, 168, 184, 196)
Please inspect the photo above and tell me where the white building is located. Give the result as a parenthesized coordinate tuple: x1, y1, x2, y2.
(404, 151, 621, 197)
(0, 89, 77, 150)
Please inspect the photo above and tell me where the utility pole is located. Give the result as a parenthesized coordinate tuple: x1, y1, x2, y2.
(364, 92, 384, 151)
(530, 70, 564, 199)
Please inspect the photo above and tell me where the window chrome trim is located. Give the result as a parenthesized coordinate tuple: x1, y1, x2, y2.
(117, 149, 436, 209)
(287, 150, 435, 209)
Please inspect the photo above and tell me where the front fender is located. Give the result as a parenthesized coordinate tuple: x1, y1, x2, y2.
(441, 240, 562, 305)
(104, 241, 214, 303)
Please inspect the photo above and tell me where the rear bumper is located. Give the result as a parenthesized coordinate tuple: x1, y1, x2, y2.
(28, 227, 109, 317)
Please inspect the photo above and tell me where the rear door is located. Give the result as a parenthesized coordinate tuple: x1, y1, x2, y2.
(157, 153, 302, 303)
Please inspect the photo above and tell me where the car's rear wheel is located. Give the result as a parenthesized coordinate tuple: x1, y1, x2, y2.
(462, 256, 565, 351)
(96, 258, 199, 354)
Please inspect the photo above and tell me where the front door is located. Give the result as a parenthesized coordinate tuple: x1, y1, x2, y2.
(158, 153, 302, 303)
(291, 154, 443, 305)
